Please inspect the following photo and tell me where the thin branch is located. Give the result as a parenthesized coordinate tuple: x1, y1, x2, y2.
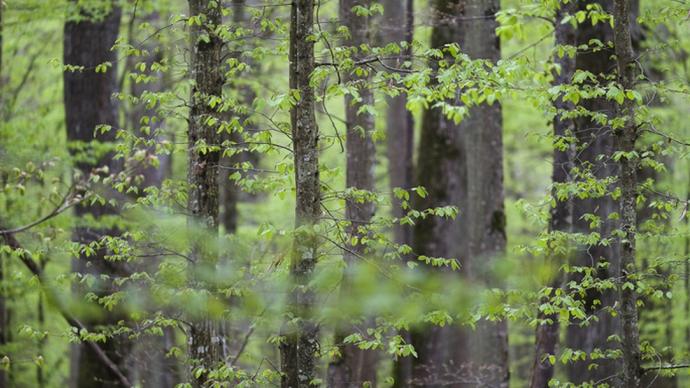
(229, 323, 256, 367)
(642, 123, 690, 147)
(0, 186, 80, 236)
(642, 363, 690, 373)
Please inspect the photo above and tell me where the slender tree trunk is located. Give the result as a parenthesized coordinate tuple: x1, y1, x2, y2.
(613, 0, 641, 385)
(327, 1, 378, 386)
(128, 14, 171, 191)
(219, 0, 258, 235)
(382, 0, 414, 248)
(460, 1, 509, 386)
(410, 0, 468, 385)
(565, 1, 623, 383)
(280, 1, 320, 387)
(124, 8, 179, 386)
(186, 0, 226, 386)
(381, 0, 415, 385)
(63, 4, 130, 387)
(529, 3, 576, 387)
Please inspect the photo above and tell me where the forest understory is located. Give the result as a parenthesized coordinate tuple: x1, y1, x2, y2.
(2, 0, 690, 387)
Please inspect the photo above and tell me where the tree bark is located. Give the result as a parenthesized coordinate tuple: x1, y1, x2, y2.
(382, 0, 414, 249)
(327, 1, 378, 387)
(280, 1, 320, 387)
(613, 0, 641, 385)
(460, 1, 509, 386)
(219, 0, 260, 235)
(409, 0, 467, 385)
(411, 1, 507, 386)
(186, 0, 226, 386)
(63, 3, 130, 387)
(565, 1, 623, 384)
(529, 3, 576, 387)
(380, 0, 415, 385)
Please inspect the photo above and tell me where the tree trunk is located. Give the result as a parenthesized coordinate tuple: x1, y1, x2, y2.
(613, 0, 641, 385)
(564, 1, 624, 384)
(460, 1, 509, 386)
(382, 0, 414, 249)
(380, 0, 415, 385)
(219, 0, 260, 235)
(186, 0, 226, 386)
(410, 0, 507, 385)
(280, 1, 320, 387)
(409, 0, 467, 385)
(327, 1, 378, 387)
(128, 13, 171, 191)
(124, 9, 179, 387)
(63, 3, 129, 387)
(529, 3, 576, 387)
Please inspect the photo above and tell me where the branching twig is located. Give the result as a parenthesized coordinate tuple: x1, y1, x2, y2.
(0, 186, 80, 236)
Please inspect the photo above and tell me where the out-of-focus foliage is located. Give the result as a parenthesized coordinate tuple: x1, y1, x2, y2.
(2, 0, 690, 387)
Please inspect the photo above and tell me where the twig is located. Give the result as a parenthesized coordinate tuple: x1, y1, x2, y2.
(0, 187, 79, 235)
(229, 323, 256, 366)
(642, 363, 690, 372)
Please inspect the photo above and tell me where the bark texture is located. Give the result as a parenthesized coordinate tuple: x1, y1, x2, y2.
(63, 4, 130, 388)
(460, 2, 508, 386)
(613, 0, 641, 385)
(327, 1, 378, 387)
(410, 0, 467, 385)
(280, 1, 320, 387)
(529, 3, 576, 387)
(382, 0, 414, 248)
(380, 0, 415, 385)
(186, 0, 226, 385)
(410, 0, 508, 386)
(565, 1, 622, 383)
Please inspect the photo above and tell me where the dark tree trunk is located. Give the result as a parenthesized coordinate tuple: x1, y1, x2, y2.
(565, 1, 622, 384)
(380, 0, 415, 385)
(327, 1, 378, 387)
(409, 0, 467, 385)
(280, 0, 320, 387)
(186, 0, 226, 386)
(460, 1, 508, 386)
(219, 0, 259, 235)
(382, 0, 414, 248)
(529, 3, 577, 387)
(411, 0, 507, 386)
(63, 3, 129, 388)
(613, 0, 641, 385)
